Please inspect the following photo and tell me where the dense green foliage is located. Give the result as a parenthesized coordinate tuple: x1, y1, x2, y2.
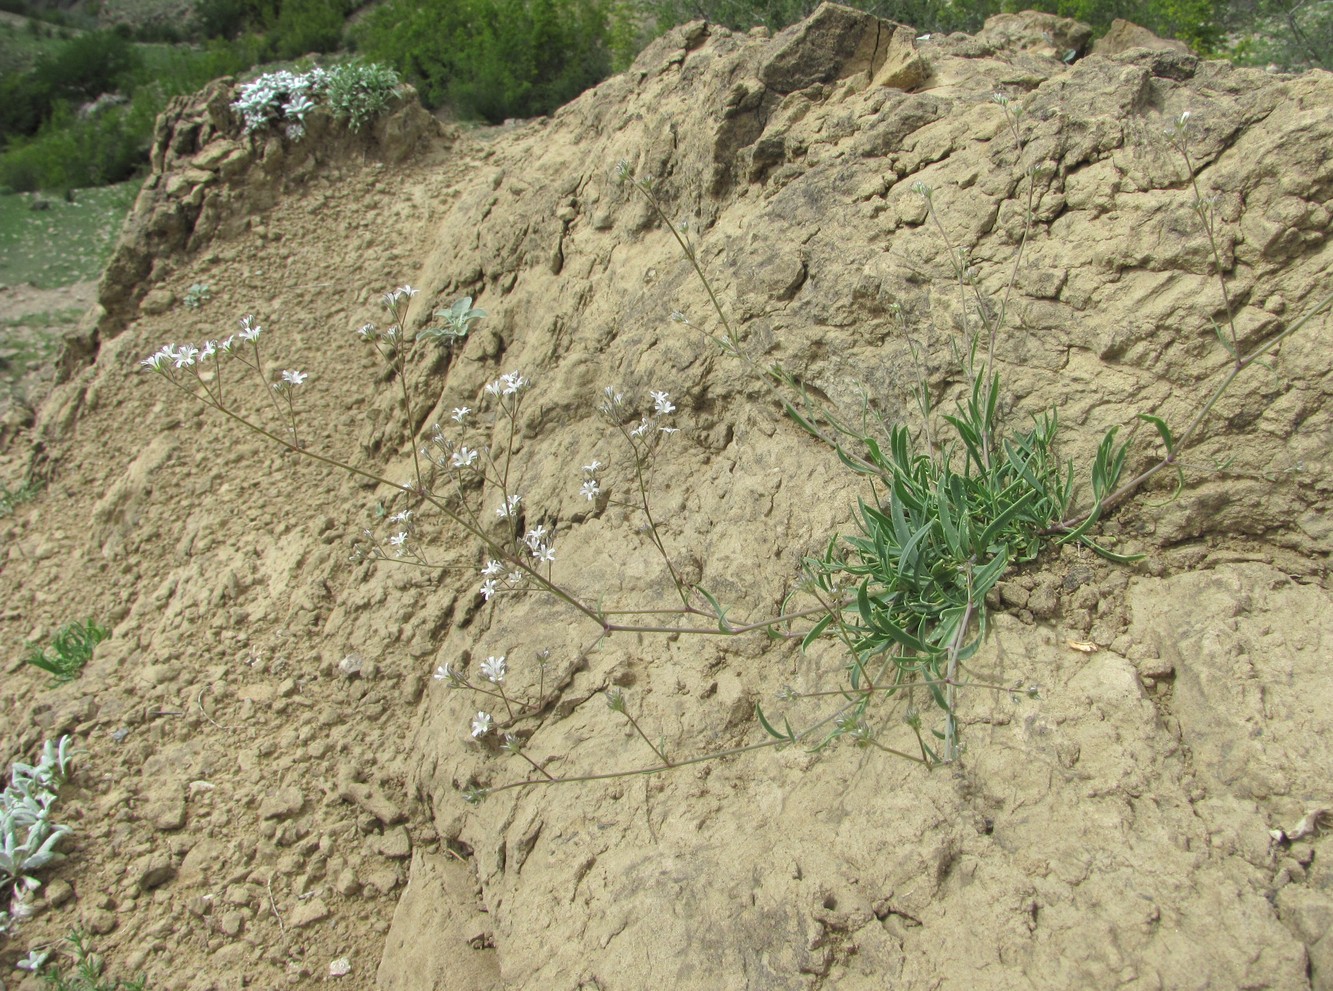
(356, 0, 612, 123)
(0, 31, 259, 192)
(0, 0, 1326, 192)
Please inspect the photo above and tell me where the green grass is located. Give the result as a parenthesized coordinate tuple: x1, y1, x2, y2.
(29, 929, 147, 991)
(24, 618, 110, 685)
(0, 477, 42, 516)
(0, 181, 137, 287)
(0, 15, 72, 75)
(1, 306, 86, 328)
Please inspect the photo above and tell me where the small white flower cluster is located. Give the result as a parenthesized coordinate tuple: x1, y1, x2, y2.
(477, 556, 529, 602)
(431, 659, 504, 740)
(522, 524, 556, 565)
(580, 459, 602, 502)
(232, 67, 330, 136)
(141, 316, 308, 393)
(1, 736, 77, 933)
(484, 370, 529, 398)
(595, 386, 679, 467)
(357, 509, 418, 562)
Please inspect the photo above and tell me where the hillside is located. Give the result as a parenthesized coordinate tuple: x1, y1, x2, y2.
(2, 6, 1332, 989)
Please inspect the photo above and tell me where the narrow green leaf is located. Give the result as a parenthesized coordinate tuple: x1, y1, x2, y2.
(756, 704, 796, 743)
(801, 612, 836, 651)
(696, 586, 731, 632)
(1137, 413, 1175, 456)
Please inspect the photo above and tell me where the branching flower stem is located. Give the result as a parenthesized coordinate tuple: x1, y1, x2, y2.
(1058, 288, 1333, 528)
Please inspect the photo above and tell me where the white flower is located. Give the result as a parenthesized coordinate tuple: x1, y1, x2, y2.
(397, 284, 420, 298)
(533, 544, 556, 564)
(357, 323, 377, 339)
(450, 446, 479, 469)
(480, 579, 499, 601)
(630, 418, 651, 439)
(433, 663, 452, 681)
(199, 340, 217, 362)
(660, 426, 679, 435)
(470, 711, 493, 738)
(239, 316, 262, 341)
(282, 369, 308, 386)
(480, 655, 506, 684)
(389, 531, 408, 547)
(580, 479, 600, 501)
(524, 524, 547, 549)
(451, 407, 471, 423)
(484, 380, 502, 397)
(650, 390, 675, 415)
(219, 335, 236, 352)
(141, 348, 170, 371)
(174, 344, 200, 368)
(500, 371, 528, 395)
(582, 459, 602, 474)
(480, 560, 504, 577)
(390, 510, 413, 524)
(495, 494, 521, 519)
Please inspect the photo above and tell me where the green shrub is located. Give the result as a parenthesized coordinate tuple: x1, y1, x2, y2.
(23, 619, 110, 686)
(357, 0, 612, 122)
(1228, 0, 1333, 69)
(0, 30, 143, 148)
(267, 0, 351, 59)
(322, 60, 400, 130)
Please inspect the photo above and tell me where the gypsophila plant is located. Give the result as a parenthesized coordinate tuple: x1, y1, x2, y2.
(183, 283, 211, 311)
(143, 102, 1332, 804)
(23, 620, 109, 687)
(231, 61, 400, 140)
(1, 736, 78, 931)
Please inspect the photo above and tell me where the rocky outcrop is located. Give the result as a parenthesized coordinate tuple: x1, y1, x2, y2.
(10, 6, 1331, 990)
(77, 79, 445, 379)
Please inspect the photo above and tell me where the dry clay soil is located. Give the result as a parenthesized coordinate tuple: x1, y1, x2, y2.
(2, 8, 1333, 991)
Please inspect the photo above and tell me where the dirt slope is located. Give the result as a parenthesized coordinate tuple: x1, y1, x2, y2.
(2, 6, 1331, 990)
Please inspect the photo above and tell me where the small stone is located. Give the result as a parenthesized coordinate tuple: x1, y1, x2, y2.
(179, 839, 226, 886)
(137, 853, 176, 891)
(329, 957, 352, 978)
(219, 910, 245, 937)
(139, 664, 177, 686)
(338, 653, 364, 678)
(45, 878, 75, 908)
(373, 826, 411, 860)
(259, 786, 304, 821)
(289, 897, 330, 929)
(143, 781, 187, 831)
(140, 289, 176, 315)
(337, 780, 404, 825)
(362, 867, 400, 896)
(84, 907, 117, 935)
(333, 868, 360, 897)
(1135, 654, 1175, 681)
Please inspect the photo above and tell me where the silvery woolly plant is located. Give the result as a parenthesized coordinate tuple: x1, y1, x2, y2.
(231, 61, 401, 140)
(1, 736, 78, 934)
